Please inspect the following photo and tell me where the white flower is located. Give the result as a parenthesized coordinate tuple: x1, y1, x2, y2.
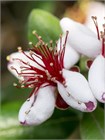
(60, 17, 101, 58)
(86, 13, 105, 103)
(85, 1, 105, 34)
(7, 31, 97, 126)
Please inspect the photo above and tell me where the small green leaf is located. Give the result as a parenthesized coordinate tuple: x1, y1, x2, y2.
(0, 102, 79, 139)
(80, 107, 104, 139)
(28, 9, 62, 45)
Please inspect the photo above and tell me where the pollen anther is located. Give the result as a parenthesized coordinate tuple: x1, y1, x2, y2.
(13, 83, 17, 86)
(50, 63, 53, 66)
(25, 110, 30, 114)
(6, 55, 10, 61)
(18, 47, 22, 52)
(29, 42, 32, 45)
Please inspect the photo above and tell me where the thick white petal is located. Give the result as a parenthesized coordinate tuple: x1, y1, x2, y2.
(85, 1, 105, 34)
(18, 93, 35, 123)
(57, 35, 80, 69)
(57, 82, 96, 112)
(88, 55, 105, 103)
(7, 51, 44, 79)
(60, 18, 101, 58)
(18, 85, 55, 125)
(62, 69, 97, 109)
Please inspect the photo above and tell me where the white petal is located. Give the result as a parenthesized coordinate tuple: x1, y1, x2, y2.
(88, 55, 105, 103)
(18, 85, 55, 125)
(60, 18, 101, 58)
(85, 1, 105, 34)
(57, 81, 96, 112)
(57, 35, 80, 69)
(7, 61, 24, 80)
(7, 51, 44, 79)
(62, 69, 97, 109)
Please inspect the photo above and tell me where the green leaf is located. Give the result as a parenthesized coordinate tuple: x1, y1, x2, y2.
(80, 107, 104, 139)
(1, 74, 31, 103)
(0, 102, 79, 139)
(28, 9, 62, 45)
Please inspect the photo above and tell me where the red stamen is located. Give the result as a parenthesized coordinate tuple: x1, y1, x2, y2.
(102, 35, 105, 57)
(92, 16, 100, 40)
(11, 31, 69, 97)
(100, 23, 105, 57)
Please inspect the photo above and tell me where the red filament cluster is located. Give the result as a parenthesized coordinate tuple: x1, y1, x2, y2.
(11, 31, 69, 94)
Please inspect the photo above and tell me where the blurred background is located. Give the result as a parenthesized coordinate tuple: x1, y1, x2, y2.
(1, 0, 105, 139)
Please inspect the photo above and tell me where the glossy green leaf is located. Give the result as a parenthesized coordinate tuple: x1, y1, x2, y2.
(1, 74, 31, 103)
(28, 9, 62, 45)
(80, 107, 104, 139)
(0, 101, 79, 139)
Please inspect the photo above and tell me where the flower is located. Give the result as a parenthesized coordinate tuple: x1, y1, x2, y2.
(60, 17, 101, 58)
(7, 31, 97, 126)
(85, 1, 105, 34)
(88, 23, 105, 103)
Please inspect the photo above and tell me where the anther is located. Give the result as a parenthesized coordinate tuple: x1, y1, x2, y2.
(25, 110, 30, 114)
(59, 71, 62, 74)
(21, 85, 25, 88)
(29, 42, 32, 45)
(28, 85, 34, 88)
(49, 47, 53, 51)
(45, 43, 48, 47)
(50, 63, 53, 66)
(78, 101, 82, 104)
(67, 92, 70, 97)
(40, 75, 43, 78)
(13, 83, 17, 86)
(17, 47, 22, 52)
(50, 40, 53, 44)
(38, 36, 42, 39)
(32, 30, 36, 35)
(35, 79, 38, 82)
(29, 50, 34, 55)
(6, 55, 10, 61)
(51, 77, 56, 82)
(63, 80, 66, 86)
(27, 98, 30, 101)
(18, 80, 23, 83)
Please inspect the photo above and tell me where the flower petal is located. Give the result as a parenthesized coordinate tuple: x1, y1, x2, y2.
(85, 1, 105, 34)
(57, 81, 96, 112)
(57, 35, 80, 69)
(60, 69, 97, 111)
(88, 54, 105, 103)
(18, 85, 56, 125)
(62, 69, 96, 102)
(60, 18, 101, 58)
(7, 51, 44, 79)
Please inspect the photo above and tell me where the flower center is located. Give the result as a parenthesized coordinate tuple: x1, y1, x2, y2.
(9, 31, 69, 94)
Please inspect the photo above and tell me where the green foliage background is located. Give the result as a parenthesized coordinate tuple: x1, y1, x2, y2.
(1, 1, 104, 139)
